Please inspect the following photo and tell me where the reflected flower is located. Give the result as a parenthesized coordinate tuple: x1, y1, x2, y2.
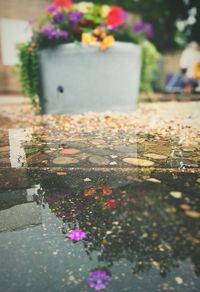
(87, 269, 112, 291)
(65, 229, 87, 241)
(105, 199, 117, 209)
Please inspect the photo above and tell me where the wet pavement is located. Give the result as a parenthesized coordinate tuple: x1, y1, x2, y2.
(0, 97, 200, 291)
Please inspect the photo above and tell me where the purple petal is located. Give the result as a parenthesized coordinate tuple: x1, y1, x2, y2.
(65, 229, 87, 241)
(87, 270, 112, 291)
(133, 21, 146, 32)
(47, 3, 57, 14)
(68, 11, 84, 25)
(57, 30, 69, 40)
(53, 11, 65, 23)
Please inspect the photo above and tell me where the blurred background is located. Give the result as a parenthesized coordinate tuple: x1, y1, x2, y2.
(0, 0, 199, 95)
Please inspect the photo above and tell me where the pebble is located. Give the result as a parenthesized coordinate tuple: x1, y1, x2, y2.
(170, 191, 182, 199)
(175, 277, 183, 285)
(123, 158, 154, 167)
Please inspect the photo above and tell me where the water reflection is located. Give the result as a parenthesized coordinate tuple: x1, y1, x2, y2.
(36, 172, 200, 280)
(0, 127, 200, 291)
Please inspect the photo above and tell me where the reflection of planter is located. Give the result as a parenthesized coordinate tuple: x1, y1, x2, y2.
(39, 42, 141, 114)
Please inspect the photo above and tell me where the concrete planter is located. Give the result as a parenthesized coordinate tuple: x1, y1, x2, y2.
(39, 42, 141, 114)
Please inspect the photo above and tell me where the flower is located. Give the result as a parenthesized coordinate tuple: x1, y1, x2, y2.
(133, 21, 153, 39)
(68, 11, 84, 25)
(87, 270, 112, 291)
(105, 199, 117, 209)
(40, 24, 69, 40)
(54, 0, 72, 8)
(40, 24, 57, 40)
(47, 3, 57, 14)
(65, 229, 87, 241)
(100, 5, 111, 18)
(74, 2, 94, 13)
(101, 185, 113, 195)
(145, 23, 153, 39)
(57, 30, 69, 40)
(53, 11, 65, 23)
(106, 6, 127, 29)
(81, 33, 97, 46)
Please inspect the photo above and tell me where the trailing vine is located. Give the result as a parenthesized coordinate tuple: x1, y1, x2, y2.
(18, 41, 40, 108)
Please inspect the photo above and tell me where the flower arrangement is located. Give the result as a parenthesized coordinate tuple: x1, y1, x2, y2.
(18, 0, 160, 107)
(28, 0, 143, 51)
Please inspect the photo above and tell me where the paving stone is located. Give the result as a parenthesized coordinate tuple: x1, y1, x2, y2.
(114, 145, 137, 153)
(88, 156, 110, 165)
(52, 156, 79, 165)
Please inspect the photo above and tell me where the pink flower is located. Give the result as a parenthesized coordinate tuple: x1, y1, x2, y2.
(47, 3, 57, 14)
(65, 229, 87, 241)
(54, 0, 72, 8)
(87, 270, 112, 291)
(106, 6, 127, 29)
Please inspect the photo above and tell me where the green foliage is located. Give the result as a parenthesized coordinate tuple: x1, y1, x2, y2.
(18, 42, 40, 107)
(140, 40, 160, 93)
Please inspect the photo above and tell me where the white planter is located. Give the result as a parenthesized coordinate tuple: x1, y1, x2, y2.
(39, 42, 141, 114)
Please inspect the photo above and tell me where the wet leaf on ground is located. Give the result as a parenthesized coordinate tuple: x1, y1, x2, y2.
(184, 210, 200, 218)
(170, 191, 182, 199)
(175, 277, 183, 285)
(143, 153, 167, 160)
(179, 204, 190, 210)
(83, 178, 92, 182)
(57, 172, 67, 176)
(146, 178, 161, 183)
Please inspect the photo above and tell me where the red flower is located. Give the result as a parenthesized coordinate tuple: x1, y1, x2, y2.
(105, 199, 117, 209)
(54, 0, 72, 8)
(106, 6, 127, 29)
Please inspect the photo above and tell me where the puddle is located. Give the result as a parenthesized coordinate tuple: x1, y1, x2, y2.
(0, 127, 200, 291)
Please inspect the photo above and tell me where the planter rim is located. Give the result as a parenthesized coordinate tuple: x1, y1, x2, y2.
(39, 41, 141, 55)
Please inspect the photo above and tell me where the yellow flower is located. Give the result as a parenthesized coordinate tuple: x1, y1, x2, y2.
(100, 5, 111, 18)
(81, 33, 97, 46)
(93, 26, 102, 36)
(100, 35, 115, 51)
(74, 2, 94, 13)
